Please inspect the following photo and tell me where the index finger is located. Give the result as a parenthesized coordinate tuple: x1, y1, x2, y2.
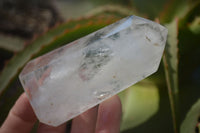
(0, 93, 37, 133)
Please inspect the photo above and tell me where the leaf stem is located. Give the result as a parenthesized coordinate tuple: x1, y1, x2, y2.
(163, 54, 179, 133)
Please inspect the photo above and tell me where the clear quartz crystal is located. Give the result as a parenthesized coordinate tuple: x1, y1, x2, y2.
(19, 15, 168, 126)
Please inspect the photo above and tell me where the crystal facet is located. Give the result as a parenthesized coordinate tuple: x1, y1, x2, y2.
(19, 15, 168, 126)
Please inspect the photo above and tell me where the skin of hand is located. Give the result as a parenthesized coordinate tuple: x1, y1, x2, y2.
(0, 93, 122, 133)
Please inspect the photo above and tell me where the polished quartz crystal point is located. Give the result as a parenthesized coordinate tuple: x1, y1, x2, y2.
(19, 15, 168, 126)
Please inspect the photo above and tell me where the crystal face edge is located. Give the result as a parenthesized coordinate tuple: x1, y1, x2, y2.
(19, 15, 168, 126)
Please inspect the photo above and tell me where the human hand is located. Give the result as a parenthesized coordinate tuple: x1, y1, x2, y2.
(0, 93, 122, 133)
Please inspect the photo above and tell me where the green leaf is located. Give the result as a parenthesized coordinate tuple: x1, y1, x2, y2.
(181, 99, 200, 133)
(179, 1, 200, 28)
(86, 4, 138, 17)
(119, 80, 159, 131)
(163, 19, 179, 93)
(129, 0, 167, 19)
(163, 18, 179, 133)
(159, 0, 187, 23)
(160, 0, 200, 23)
(189, 16, 200, 34)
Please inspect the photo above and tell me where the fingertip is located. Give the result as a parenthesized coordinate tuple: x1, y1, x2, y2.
(71, 106, 98, 133)
(37, 122, 66, 133)
(11, 92, 37, 122)
(1, 92, 37, 133)
(95, 95, 122, 133)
